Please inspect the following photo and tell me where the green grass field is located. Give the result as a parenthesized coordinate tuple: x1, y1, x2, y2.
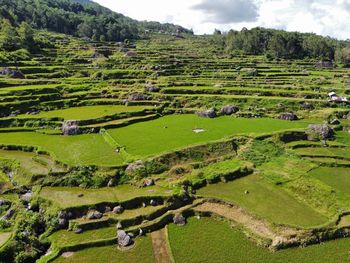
(197, 173, 327, 227)
(39, 185, 172, 208)
(168, 217, 350, 263)
(309, 167, 350, 196)
(108, 115, 310, 157)
(0, 132, 121, 166)
(15, 105, 151, 120)
(53, 236, 154, 263)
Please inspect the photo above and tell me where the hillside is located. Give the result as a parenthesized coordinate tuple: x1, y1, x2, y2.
(0, 2, 350, 263)
(0, 0, 192, 41)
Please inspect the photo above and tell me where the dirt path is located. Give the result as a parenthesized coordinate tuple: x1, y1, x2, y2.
(151, 227, 173, 263)
(194, 201, 278, 240)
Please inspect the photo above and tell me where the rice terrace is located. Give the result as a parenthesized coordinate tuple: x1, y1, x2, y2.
(0, 0, 350, 262)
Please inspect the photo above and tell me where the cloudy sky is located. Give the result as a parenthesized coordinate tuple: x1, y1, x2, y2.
(93, 0, 350, 39)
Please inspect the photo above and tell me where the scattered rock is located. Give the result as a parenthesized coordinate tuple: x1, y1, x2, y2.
(62, 120, 80, 136)
(2, 209, 15, 221)
(279, 112, 299, 121)
(125, 51, 137, 58)
(58, 218, 67, 227)
(197, 108, 217, 118)
(220, 105, 239, 115)
(143, 178, 155, 187)
(105, 206, 112, 213)
(77, 193, 84, 198)
(214, 84, 223, 88)
(145, 85, 160, 93)
(307, 124, 335, 140)
(173, 213, 186, 226)
(0, 68, 25, 79)
(329, 119, 340, 125)
(107, 179, 114, 187)
(87, 210, 103, 220)
(116, 222, 123, 229)
(74, 228, 83, 234)
(128, 93, 147, 101)
(150, 199, 157, 206)
(113, 206, 124, 214)
(126, 160, 145, 174)
(117, 230, 133, 247)
(315, 60, 333, 68)
(139, 228, 144, 236)
(301, 102, 314, 110)
(62, 252, 74, 258)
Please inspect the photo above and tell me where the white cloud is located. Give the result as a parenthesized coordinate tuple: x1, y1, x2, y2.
(93, 0, 350, 39)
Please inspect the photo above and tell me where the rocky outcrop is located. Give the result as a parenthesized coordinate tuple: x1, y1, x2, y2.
(197, 108, 217, 118)
(87, 210, 103, 220)
(113, 206, 124, 214)
(117, 230, 133, 247)
(126, 160, 145, 174)
(62, 120, 80, 136)
(307, 124, 334, 140)
(279, 113, 299, 121)
(0, 68, 25, 79)
(173, 213, 186, 226)
(220, 105, 239, 115)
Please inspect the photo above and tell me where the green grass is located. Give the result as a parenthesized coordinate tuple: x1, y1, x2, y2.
(0, 132, 122, 166)
(108, 115, 310, 158)
(168, 217, 350, 263)
(197, 173, 327, 227)
(49, 227, 115, 247)
(295, 147, 350, 159)
(53, 236, 154, 263)
(309, 167, 350, 196)
(39, 185, 172, 208)
(15, 105, 150, 120)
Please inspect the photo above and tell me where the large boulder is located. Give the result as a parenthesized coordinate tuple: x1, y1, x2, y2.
(62, 120, 80, 136)
(197, 108, 217, 118)
(307, 124, 334, 140)
(128, 93, 147, 101)
(145, 85, 160, 93)
(301, 102, 314, 110)
(173, 213, 186, 226)
(117, 230, 133, 247)
(87, 210, 103, 220)
(220, 105, 239, 115)
(315, 60, 333, 68)
(279, 113, 298, 121)
(0, 68, 25, 79)
(113, 206, 124, 214)
(143, 178, 154, 187)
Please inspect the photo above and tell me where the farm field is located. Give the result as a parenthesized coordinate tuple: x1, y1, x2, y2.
(197, 173, 328, 227)
(168, 217, 350, 263)
(0, 1, 350, 262)
(53, 236, 155, 263)
(14, 105, 151, 120)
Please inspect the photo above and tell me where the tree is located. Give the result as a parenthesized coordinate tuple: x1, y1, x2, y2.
(0, 19, 20, 51)
(18, 22, 35, 49)
(335, 46, 350, 67)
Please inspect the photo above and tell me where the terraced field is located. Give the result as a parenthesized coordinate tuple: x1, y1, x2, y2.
(0, 31, 349, 263)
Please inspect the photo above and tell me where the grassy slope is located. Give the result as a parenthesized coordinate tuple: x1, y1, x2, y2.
(197, 173, 327, 227)
(0, 132, 121, 166)
(310, 167, 350, 196)
(109, 115, 309, 157)
(15, 105, 150, 120)
(53, 236, 155, 263)
(168, 217, 350, 263)
(40, 185, 172, 208)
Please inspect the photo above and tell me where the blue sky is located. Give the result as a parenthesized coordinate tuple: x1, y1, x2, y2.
(93, 0, 350, 39)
